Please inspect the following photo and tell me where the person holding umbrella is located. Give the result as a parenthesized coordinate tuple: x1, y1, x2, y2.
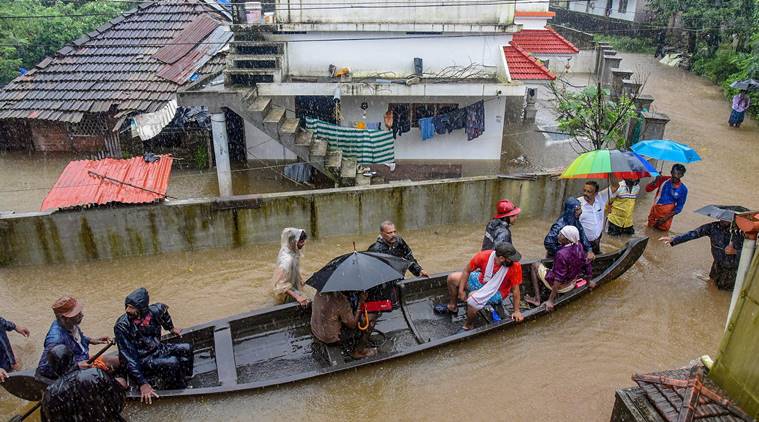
(659, 205, 747, 290)
(307, 249, 411, 359)
(729, 90, 751, 128)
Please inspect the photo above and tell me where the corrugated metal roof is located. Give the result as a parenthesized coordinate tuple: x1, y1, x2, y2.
(511, 27, 580, 54)
(503, 44, 556, 81)
(40, 155, 173, 211)
(0, 2, 229, 124)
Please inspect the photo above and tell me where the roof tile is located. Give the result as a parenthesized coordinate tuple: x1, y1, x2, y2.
(511, 27, 580, 54)
(503, 44, 556, 81)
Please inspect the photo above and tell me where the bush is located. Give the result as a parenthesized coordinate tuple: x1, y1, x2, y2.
(692, 44, 759, 120)
(593, 35, 656, 54)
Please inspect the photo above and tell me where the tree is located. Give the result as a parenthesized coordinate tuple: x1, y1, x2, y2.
(550, 82, 639, 153)
(0, 0, 129, 85)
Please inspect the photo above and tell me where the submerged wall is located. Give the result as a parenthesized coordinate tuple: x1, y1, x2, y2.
(0, 174, 573, 267)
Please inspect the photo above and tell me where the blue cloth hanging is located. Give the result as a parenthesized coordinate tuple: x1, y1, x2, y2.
(419, 117, 435, 141)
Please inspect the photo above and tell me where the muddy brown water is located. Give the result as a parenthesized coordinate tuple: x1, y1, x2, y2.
(1, 54, 758, 420)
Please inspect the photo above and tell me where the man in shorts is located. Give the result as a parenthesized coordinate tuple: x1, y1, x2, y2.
(436, 242, 524, 330)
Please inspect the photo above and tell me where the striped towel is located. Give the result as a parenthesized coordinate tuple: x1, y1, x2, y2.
(305, 117, 395, 164)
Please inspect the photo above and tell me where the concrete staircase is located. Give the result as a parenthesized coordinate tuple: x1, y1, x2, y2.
(224, 90, 371, 187)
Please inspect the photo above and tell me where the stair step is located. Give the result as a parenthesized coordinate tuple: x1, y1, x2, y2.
(340, 157, 358, 178)
(310, 140, 328, 157)
(263, 107, 286, 133)
(280, 118, 300, 135)
(240, 89, 258, 104)
(294, 129, 313, 147)
(326, 149, 342, 168)
(355, 172, 372, 186)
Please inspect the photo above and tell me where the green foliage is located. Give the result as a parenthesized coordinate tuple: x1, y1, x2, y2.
(0, 0, 129, 84)
(551, 83, 639, 152)
(593, 35, 655, 54)
(193, 144, 209, 169)
(692, 45, 759, 119)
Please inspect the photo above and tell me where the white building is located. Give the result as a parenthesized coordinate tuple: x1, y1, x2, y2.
(180, 0, 579, 194)
(566, 0, 651, 22)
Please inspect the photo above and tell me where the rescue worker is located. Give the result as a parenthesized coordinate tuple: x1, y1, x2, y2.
(41, 344, 125, 422)
(481, 199, 521, 250)
(367, 221, 428, 277)
(114, 288, 193, 404)
(36, 296, 116, 382)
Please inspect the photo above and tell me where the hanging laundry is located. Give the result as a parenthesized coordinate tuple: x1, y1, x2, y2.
(449, 108, 467, 132)
(465, 100, 485, 141)
(419, 117, 435, 141)
(283, 162, 314, 184)
(354, 120, 367, 129)
(384, 110, 393, 131)
(366, 122, 382, 130)
(432, 114, 450, 135)
(392, 105, 411, 139)
(305, 117, 395, 164)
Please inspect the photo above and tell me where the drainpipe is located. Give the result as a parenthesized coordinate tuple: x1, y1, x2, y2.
(726, 212, 759, 328)
(211, 112, 233, 197)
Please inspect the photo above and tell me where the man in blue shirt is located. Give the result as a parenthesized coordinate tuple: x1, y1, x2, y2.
(647, 164, 688, 231)
(0, 315, 29, 381)
(36, 296, 116, 381)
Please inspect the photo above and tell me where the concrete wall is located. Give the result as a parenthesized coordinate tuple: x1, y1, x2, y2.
(283, 32, 511, 77)
(0, 174, 574, 267)
(274, 0, 512, 25)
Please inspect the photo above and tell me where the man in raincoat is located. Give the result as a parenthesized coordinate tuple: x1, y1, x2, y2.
(41, 344, 125, 421)
(544, 197, 593, 259)
(272, 228, 313, 306)
(481, 199, 521, 251)
(114, 288, 192, 404)
(660, 221, 744, 290)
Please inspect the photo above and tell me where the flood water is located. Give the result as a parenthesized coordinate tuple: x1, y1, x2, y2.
(1, 53, 758, 420)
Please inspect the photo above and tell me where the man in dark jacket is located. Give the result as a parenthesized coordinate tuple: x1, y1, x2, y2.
(367, 221, 428, 277)
(114, 288, 193, 404)
(41, 344, 125, 422)
(660, 221, 744, 290)
(544, 197, 593, 259)
(0, 316, 29, 374)
(481, 199, 521, 250)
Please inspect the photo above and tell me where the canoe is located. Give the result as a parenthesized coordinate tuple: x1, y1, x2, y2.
(3, 237, 647, 402)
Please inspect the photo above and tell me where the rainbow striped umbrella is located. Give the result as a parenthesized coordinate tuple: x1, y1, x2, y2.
(560, 149, 659, 179)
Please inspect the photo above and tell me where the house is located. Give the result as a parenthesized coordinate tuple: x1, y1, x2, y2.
(180, 0, 583, 195)
(0, 1, 231, 165)
(564, 0, 651, 23)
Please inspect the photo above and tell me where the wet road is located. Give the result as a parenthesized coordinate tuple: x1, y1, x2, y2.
(1, 53, 758, 420)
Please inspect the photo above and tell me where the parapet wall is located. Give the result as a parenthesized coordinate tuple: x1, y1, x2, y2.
(0, 174, 574, 267)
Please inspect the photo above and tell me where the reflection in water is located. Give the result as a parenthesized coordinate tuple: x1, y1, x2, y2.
(1, 53, 758, 420)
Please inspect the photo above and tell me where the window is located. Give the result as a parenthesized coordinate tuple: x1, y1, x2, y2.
(618, 0, 628, 13)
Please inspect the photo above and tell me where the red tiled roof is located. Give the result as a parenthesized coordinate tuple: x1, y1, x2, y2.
(511, 27, 580, 54)
(503, 45, 556, 81)
(515, 11, 556, 17)
(41, 155, 173, 211)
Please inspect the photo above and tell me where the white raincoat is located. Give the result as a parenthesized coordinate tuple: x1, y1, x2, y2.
(272, 228, 313, 303)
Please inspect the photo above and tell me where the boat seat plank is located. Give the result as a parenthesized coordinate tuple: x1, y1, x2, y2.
(213, 323, 237, 386)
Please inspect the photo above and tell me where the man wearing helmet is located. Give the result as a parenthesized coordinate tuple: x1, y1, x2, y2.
(481, 199, 521, 250)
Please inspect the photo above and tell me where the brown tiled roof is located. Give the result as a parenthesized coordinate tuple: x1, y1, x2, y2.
(0, 1, 230, 123)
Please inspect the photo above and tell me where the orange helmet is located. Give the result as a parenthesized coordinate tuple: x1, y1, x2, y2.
(494, 199, 521, 219)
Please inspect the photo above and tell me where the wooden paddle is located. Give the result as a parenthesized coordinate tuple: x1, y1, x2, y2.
(9, 342, 115, 422)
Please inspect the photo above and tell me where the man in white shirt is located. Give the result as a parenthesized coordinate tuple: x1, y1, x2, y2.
(577, 180, 619, 255)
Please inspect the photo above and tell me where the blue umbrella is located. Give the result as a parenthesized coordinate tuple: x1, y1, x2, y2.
(631, 140, 701, 163)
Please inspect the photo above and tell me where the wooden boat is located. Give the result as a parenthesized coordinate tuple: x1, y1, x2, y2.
(3, 237, 647, 402)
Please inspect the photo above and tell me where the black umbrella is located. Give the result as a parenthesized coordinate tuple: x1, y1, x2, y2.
(730, 79, 759, 91)
(694, 205, 749, 222)
(306, 251, 411, 293)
